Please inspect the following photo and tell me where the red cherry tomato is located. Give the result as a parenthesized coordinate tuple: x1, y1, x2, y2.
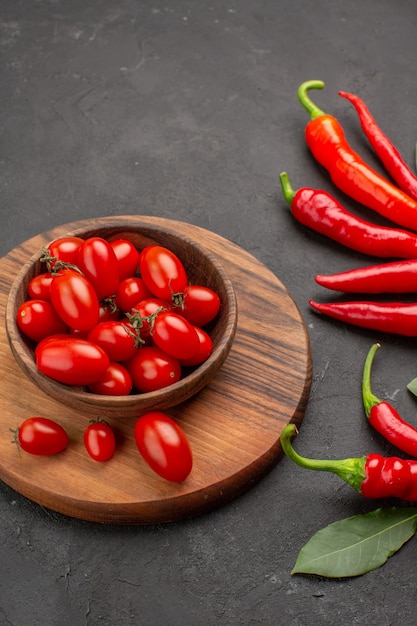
(84, 419, 116, 461)
(139, 245, 188, 303)
(152, 311, 200, 360)
(47, 237, 84, 267)
(36, 337, 110, 386)
(180, 326, 213, 366)
(125, 346, 181, 393)
(28, 272, 53, 301)
(130, 298, 168, 336)
(174, 285, 221, 327)
(16, 299, 68, 342)
(77, 237, 120, 300)
(115, 277, 152, 313)
(16, 417, 69, 456)
(88, 362, 133, 396)
(134, 412, 193, 482)
(98, 301, 120, 322)
(49, 269, 100, 332)
(110, 239, 140, 280)
(87, 320, 138, 362)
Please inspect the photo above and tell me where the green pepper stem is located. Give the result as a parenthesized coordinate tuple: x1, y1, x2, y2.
(279, 172, 296, 205)
(297, 80, 326, 119)
(362, 343, 382, 417)
(280, 424, 366, 493)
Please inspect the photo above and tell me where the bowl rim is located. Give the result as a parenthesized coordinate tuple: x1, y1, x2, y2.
(5, 216, 238, 416)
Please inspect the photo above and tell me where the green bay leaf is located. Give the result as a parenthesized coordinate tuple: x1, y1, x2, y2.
(292, 507, 417, 578)
(407, 377, 417, 397)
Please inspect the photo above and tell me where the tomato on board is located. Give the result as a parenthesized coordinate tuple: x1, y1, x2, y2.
(77, 237, 120, 300)
(47, 237, 84, 267)
(134, 411, 193, 482)
(87, 320, 138, 362)
(115, 277, 153, 313)
(110, 239, 140, 280)
(16, 299, 68, 342)
(84, 419, 116, 461)
(88, 362, 133, 396)
(152, 311, 200, 361)
(174, 285, 221, 327)
(49, 268, 100, 332)
(15, 417, 69, 456)
(125, 346, 181, 393)
(28, 272, 53, 301)
(139, 245, 188, 303)
(180, 326, 213, 366)
(36, 337, 110, 386)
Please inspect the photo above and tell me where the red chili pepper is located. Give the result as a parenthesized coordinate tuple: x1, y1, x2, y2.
(339, 90, 417, 202)
(280, 423, 417, 501)
(315, 259, 417, 293)
(309, 299, 417, 336)
(363, 343, 417, 457)
(280, 172, 417, 259)
(298, 80, 417, 232)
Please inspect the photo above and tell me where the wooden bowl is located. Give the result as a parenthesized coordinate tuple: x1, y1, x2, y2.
(5, 217, 237, 418)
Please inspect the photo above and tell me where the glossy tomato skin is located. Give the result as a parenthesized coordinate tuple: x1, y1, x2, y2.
(28, 272, 53, 301)
(180, 326, 213, 366)
(139, 245, 188, 302)
(84, 420, 116, 461)
(17, 417, 69, 456)
(16, 299, 68, 342)
(115, 277, 152, 313)
(88, 362, 133, 396)
(87, 320, 138, 362)
(110, 239, 140, 280)
(174, 285, 221, 327)
(152, 311, 200, 360)
(50, 269, 100, 332)
(36, 337, 110, 386)
(130, 298, 168, 336)
(77, 237, 120, 300)
(47, 237, 84, 267)
(125, 346, 181, 393)
(134, 412, 193, 482)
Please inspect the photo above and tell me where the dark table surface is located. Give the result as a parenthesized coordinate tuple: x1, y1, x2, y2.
(2, 1, 417, 624)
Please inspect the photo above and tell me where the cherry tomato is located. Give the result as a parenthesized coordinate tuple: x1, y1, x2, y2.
(16, 417, 69, 456)
(110, 239, 140, 280)
(88, 362, 133, 396)
(36, 337, 110, 386)
(28, 272, 53, 301)
(98, 301, 120, 322)
(125, 346, 181, 393)
(115, 277, 152, 313)
(47, 237, 84, 267)
(77, 237, 120, 300)
(139, 245, 188, 303)
(180, 326, 213, 366)
(16, 299, 68, 342)
(134, 412, 193, 482)
(84, 419, 116, 461)
(130, 298, 168, 336)
(49, 268, 100, 332)
(87, 320, 138, 362)
(152, 311, 200, 360)
(174, 285, 221, 327)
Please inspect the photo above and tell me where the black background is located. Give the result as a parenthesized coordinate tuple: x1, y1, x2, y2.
(2, 1, 417, 624)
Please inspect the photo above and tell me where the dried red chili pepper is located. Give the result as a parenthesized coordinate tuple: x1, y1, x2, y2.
(280, 172, 417, 259)
(315, 259, 417, 293)
(280, 423, 417, 501)
(298, 80, 417, 232)
(339, 90, 417, 202)
(309, 299, 417, 336)
(362, 343, 417, 457)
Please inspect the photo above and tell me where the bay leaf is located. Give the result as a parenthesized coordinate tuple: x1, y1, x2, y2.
(407, 377, 417, 397)
(292, 507, 417, 578)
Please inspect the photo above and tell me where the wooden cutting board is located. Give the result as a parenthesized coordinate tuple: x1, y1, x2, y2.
(0, 216, 311, 524)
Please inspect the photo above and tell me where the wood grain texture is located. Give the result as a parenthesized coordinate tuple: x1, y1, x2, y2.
(0, 217, 311, 524)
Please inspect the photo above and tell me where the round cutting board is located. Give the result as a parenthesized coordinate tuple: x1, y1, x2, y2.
(0, 216, 311, 524)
